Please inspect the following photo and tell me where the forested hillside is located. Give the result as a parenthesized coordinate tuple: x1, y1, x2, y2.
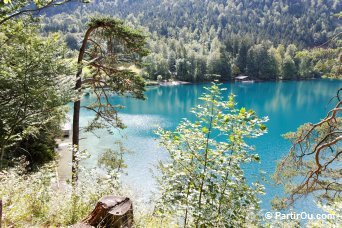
(41, 0, 341, 82)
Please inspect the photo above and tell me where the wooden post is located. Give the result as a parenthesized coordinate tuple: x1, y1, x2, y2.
(73, 196, 133, 228)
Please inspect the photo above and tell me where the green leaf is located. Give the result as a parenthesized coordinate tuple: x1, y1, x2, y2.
(248, 109, 255, 115)
(259, 124, 267, 131)
(229, 135, 234, 142)
(252, 154, 260, 162)
(240, 107, 246, 115)
(202, 127, 209, 134)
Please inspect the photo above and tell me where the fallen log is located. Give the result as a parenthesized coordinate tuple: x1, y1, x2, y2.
(73, 195, 133, 228)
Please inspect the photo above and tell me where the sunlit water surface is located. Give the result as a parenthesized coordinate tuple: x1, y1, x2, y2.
(74, 79, 341, 214)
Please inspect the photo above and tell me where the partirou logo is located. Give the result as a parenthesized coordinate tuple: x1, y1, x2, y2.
(264, 211, 336, 220)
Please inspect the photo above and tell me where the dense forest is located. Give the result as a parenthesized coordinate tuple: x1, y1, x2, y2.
(41, 0, 341, 81)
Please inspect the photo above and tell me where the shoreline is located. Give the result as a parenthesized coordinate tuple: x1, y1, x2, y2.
(144, 77, 333, 87)
(145, 80, 191, 86)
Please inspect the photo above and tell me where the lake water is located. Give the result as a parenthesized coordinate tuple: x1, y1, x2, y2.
(76, 79, 341, 213)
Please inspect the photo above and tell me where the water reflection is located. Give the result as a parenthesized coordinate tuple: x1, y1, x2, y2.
(77, 79, 341, 211)
(95, 80, 340, 122)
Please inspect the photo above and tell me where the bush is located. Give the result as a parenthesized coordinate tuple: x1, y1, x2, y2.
(0, 155, 122, 227)
(155, 83, 268, 227)
(157, 75, 163, 82)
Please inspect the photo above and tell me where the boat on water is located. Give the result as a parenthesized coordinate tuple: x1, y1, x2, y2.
(235, 75, 255, 83)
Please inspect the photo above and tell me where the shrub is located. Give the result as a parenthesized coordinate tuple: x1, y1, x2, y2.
(0, 154, 122, 227)
(155, 83, 268, 227)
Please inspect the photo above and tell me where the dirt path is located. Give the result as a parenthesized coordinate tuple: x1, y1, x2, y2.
(55, 136, 72, 188)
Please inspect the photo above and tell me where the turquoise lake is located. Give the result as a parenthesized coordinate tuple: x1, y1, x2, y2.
(77, 79, 341, 213)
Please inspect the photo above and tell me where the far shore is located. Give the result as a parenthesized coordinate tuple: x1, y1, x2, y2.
(145, 80, 191, 86)
(144, 77, 328, 87)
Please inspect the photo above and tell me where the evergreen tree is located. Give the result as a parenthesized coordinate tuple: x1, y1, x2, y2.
(72, 17, 148, 183)
(167, 50, 177, 76)
(236, 41, 249, 74)
(282, 55, 297, 79)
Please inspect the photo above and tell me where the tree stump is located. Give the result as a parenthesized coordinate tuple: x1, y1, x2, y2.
(73, 196, 133, 228)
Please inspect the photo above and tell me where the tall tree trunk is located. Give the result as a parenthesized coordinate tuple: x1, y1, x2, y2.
(72, 70, 82, 184)
(0, 145, 5, 169)
(71, 26, 98, 185)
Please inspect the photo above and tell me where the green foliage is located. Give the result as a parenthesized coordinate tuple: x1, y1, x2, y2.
(307, 200, 342, 227)
(0, 154, 122, 226)
(14, 126, 58, 168)
(235, 39, 251, 74)
(77, 16, 148, 137)
(134, 214, 177, 228)
(296, 47, 341, 79)
(70, 16, 149, 185)
(65, 33, 79, 50)
(207, 44, 232, 81)
(41, 0, 340, 48)
(0, 0, 87, 25)
(0, 19, 73, 167)
(282, 55, 297, 80)
(247, 43, 278, 80)
(88, 17, 149, 58)
(39, 0, 340, 81)
(157, 75, 163, 82)
(98, 141, 130, 172)
(155, 83, 268, 227)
